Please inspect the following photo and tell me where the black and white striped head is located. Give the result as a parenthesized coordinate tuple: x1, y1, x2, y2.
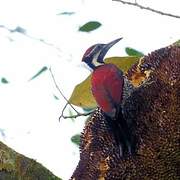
(82, 38, 122, 71)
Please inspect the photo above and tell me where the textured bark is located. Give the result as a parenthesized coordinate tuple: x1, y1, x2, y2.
(71, 45, 180, 180)
(0, 141, 61, 180)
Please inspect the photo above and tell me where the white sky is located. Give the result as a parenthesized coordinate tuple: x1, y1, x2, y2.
(0, 0, 179, 179)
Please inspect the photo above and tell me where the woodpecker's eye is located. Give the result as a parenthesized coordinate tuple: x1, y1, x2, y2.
(95, 44, 103, 50)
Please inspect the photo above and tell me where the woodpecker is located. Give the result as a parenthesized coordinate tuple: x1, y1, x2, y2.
(82, 38, 134, 156)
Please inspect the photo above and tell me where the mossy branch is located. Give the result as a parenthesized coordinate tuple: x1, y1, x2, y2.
(0, 141, 61, 179)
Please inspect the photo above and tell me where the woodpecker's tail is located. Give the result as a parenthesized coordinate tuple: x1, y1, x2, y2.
(105, 107, 136, 157)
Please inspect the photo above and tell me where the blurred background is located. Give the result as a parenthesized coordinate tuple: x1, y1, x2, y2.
(0, 0, 179, 179)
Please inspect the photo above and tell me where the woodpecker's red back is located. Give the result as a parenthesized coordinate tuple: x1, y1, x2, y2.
(91, 64, 124, 118)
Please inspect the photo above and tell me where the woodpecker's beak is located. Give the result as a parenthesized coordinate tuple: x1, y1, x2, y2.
(98, 38, 123, 62)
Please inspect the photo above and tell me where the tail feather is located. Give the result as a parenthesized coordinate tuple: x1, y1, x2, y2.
(105, 107, 135, 156)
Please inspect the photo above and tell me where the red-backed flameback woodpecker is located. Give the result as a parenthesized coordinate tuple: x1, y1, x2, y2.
(82, 38, 134, 156)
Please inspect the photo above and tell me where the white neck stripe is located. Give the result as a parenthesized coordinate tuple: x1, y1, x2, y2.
(92, 50, 103, 67)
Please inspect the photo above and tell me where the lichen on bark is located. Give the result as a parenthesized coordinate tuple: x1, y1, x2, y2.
(0, 141, 61, 180)
(71, 45, 180, 180)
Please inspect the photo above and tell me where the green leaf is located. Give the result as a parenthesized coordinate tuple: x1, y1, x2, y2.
(57, 12, 75, 15)
(13, 26, 26, 34)
(71, 134, 81, 146)
(29, 66, 48, 81)
(69, 56, 140, 108)
(79, 21, 102, 32)
(105, 56, 140, 72)
(69, 75, 97, 109)
(1, 77, 9, 84)
(0, 128, 5, 138)
(125, 47, 144, 57)
(53, 94, 59, 100)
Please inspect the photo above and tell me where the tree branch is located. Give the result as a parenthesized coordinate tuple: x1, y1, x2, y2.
(59, 105, 94, 120)
(0, 141, 61, 179)
(112, 0, 180, 19)
(49, 68, 94, 121)
(49, 68, 79, 113)
(62, 112, 93, 119)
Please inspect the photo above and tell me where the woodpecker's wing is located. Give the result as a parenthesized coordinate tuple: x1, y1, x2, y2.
(91, 84, 116, 117)
(105, 65, 124, 106)
(91, 64, 124, 117)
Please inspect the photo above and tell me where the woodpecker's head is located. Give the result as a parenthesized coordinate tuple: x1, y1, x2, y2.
(82, 38, 122, 71)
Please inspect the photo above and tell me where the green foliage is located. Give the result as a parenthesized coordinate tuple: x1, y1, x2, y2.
(29, 66, 48, 81)
(1, 77, 9, 84)
(69, 75, 97, 109)
(71, 134, 81, 146)
(53, 94, 59, 100)
(79, 21, 102, 32)
(12, 26, 26, 34)
(105, 56, 140, 72)
(125, 47, 144, 57)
